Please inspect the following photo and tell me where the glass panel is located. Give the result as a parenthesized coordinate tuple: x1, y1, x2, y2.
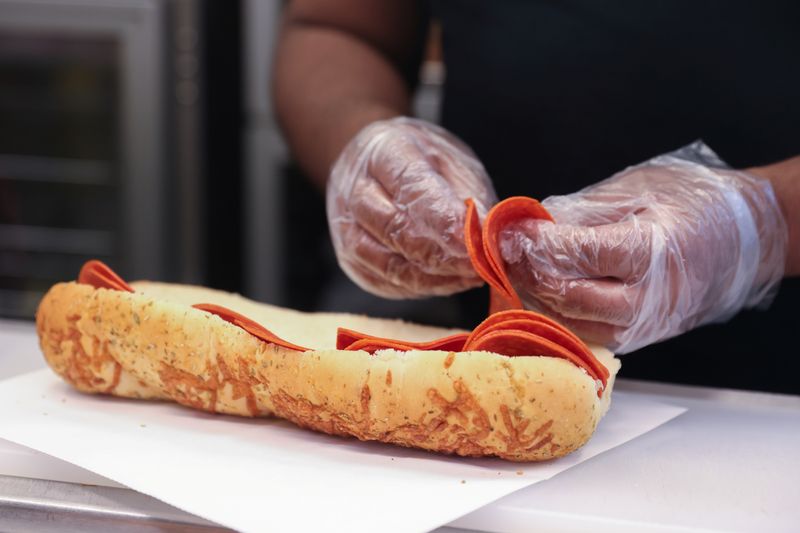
(0, 31, 121, 319)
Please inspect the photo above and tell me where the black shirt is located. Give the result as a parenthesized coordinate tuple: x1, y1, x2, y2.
(432, 0, 800, 393)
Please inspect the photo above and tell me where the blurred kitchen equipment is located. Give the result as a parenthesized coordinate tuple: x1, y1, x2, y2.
(0, 0, 248, 319)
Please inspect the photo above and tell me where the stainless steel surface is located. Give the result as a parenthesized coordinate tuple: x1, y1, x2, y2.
(0, 475, 227, 532)
(0, 470, 482, 533)
(242, 0, 287, 305)
(172, 0, 205, 285)
(0, 154, 110, 186)
(0, 224, 114, 256)
(115, 0, 168, 282)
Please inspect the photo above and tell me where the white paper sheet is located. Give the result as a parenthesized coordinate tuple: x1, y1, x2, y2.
(0, 370, 685, 533)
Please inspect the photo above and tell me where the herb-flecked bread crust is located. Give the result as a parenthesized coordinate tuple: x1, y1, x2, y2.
(36, 281, 620, 461)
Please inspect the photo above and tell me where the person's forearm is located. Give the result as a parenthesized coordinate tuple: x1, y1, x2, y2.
(749, 155, 800, 276)
(273, 10, 413, 189)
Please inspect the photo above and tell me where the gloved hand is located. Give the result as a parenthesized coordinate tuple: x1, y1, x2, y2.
(500, 142, 788, 353)
(327, 117, 497, 298)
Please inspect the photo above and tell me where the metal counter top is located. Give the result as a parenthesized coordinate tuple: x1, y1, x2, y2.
(2, 318, 798, 532)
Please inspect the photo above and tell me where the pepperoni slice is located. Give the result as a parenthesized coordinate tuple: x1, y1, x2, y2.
(78, 260, 135, 293)
(337, 327, 468, 353)
(464, 310, 609, 383)
(467, 329, 588, 369)
(465, 197, 553, 314)
(489, 320, 608, 382)
(191, 303, 310, 352)
(465, 309, 578, 348)
(483, 197, 553, 313)
(464, 199, 508, 304)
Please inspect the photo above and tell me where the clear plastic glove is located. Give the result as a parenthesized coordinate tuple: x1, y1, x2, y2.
(327, 117, 497, 298)
(500, 142, 788, 353)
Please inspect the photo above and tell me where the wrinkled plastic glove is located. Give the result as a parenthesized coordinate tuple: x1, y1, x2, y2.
(500, 142, 788, 353)
(327, 117, 498, 298)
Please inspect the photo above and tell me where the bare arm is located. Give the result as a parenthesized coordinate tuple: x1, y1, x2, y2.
(749, 155, 800, 276)
(273, 0, 427, 189)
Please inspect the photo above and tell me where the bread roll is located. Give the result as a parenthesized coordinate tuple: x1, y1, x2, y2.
(36, 280, 620, 461)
